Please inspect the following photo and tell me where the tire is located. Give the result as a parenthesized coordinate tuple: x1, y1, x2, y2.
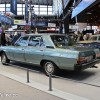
(43, 61, 58, 76)
(1, 52, 10, 65)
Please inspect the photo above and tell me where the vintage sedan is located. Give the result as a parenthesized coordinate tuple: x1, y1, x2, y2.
(0, 34, 100, 75)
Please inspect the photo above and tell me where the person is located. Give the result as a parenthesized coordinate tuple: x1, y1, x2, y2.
(83, 34, 87, 40)
(5, 34, 12, 45)
(83, 33, 90, 40)
(0, 28, 2, 46)
(1, 31, 6, 46)
(11, 32, 21, 45)
(79, 34, 84, 41)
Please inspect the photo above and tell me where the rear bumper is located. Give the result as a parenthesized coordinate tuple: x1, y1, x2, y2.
(74, 59, 100, 71)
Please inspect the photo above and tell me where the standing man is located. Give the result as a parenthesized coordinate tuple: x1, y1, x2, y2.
(1, 28, 6, 46)
(0, 28, 2, 46)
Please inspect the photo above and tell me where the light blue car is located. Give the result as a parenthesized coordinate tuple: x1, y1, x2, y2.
(0, 34, 100, 75)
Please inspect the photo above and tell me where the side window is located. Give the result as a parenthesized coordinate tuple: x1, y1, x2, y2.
(92, 36, 97, 41)
(15, 36, 29, 46)
(28, 36, 45, 47)
(40, 38, 45, 47)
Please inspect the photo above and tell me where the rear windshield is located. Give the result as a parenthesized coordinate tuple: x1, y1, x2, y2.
(50, 35, 69, 48)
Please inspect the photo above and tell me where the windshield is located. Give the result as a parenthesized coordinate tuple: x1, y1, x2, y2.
(50, 35, 69, 48)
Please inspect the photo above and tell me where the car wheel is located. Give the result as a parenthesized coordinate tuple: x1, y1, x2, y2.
(43, 61, 57, 76)
(1, 52, 10, 65)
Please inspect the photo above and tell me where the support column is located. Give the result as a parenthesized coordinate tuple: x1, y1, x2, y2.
(64, 15, 69, 34)
(5, 1, 6, 14)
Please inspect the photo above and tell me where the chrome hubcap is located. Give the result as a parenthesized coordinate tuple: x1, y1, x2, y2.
(45, 63, 54, 74)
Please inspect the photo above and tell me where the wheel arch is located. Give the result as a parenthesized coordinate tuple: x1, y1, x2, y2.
(0, 50, 9, 59)
(40, 59, 59, 69)
(0, 50, 5, 56)
(1, 51, 10, 64)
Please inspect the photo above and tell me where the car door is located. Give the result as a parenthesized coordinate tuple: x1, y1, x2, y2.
(24, 35, 45, 65)
(3, 46, 15, 60)
(13, 36, 29, 62)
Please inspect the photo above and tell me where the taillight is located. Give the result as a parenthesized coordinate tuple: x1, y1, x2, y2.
(77, 55, 94, 64)
(96, 53, 100, 58)
(77, 57, 87, 64)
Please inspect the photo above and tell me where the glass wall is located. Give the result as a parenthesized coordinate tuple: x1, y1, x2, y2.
(0, 3, 53, 15)
(53, 0, 71, 16)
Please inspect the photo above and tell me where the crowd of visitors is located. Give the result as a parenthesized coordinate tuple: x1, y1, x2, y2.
(73, 31, 93, 42)
(0, 27, 99, 46)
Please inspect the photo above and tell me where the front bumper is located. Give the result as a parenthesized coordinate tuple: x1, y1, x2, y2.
(74, 59, 100, 71)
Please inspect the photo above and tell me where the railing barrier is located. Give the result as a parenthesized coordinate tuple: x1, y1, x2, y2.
(27, 68, 30, 83)
(49, 73, 52, 91)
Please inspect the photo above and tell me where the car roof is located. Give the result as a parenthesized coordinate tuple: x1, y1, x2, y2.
(92, 34, 100, 37)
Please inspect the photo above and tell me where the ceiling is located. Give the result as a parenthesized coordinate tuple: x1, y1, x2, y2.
(0, 0, 53, 5)
(75, 1, 100, 26)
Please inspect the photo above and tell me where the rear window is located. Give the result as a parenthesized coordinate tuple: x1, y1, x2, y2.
(90, 36, 97, 41)
(50, 35, 68, 48)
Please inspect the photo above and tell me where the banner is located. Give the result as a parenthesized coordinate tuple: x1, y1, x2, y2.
(0, 14, 13, 25)
(72, 0, 96, 18)
(11, 0, 17, 15)
(14, 20, 26, 25)
(32, 21, 48, 27)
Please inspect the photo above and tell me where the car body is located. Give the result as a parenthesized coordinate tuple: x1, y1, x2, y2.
(77, 42, 100, 50)
(90, 34, 100, 42)
(77, 34, 100, 49)
(79, 34, 100, 43)
(0, 34, 100, 75)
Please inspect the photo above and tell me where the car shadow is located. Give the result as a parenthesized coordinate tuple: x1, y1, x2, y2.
(56, 69, 97, 82)
(8, 61, 97, 82)
(8, 61, 44, 74)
